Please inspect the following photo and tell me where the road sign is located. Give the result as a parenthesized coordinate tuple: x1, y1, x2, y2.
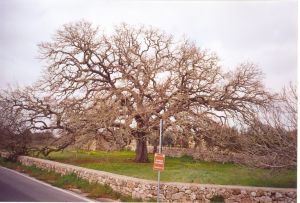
(153, 153, 165, 171)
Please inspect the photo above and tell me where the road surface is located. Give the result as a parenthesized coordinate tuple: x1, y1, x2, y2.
(0, 166, 92, 202)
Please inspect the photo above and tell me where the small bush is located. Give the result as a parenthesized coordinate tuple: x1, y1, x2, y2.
(180, 155, 194, 162)
(147, 197, 157, 202)
(210, 195, 225, 203)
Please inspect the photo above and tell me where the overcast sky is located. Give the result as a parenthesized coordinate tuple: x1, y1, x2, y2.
(0, 0, 297, 92)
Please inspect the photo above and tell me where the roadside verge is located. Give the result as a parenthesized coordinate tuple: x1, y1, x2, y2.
(11, 155, 297, 202)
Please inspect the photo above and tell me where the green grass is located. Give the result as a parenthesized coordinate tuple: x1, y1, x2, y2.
(40, 150, 297, 188)
(0, 157, 141, 202)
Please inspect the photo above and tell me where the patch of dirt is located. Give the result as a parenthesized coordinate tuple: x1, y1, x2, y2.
(68, 187, 118, 202)
(96, 197, 120, 202)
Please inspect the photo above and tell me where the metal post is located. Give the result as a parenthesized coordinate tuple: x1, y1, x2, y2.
(157, 171, 161, 203)
(157, 119, 163, 203)
(159, 119, 163, 153)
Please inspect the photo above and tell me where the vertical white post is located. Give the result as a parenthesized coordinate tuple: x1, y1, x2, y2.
(157, 119, 163, 202)
(157, 170, 160, 202)
(159, 119, 163, 153)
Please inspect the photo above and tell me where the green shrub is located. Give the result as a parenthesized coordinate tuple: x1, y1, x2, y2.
(210, 195, 225, 203)
(180, 155, 194, 162)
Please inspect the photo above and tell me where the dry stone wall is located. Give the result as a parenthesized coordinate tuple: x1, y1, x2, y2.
(15, 156, 296, 202)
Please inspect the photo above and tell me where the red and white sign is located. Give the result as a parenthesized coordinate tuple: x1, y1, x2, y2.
(153, 153, 165, 171)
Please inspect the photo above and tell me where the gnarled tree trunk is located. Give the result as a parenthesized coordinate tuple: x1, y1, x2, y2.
(135, 135, 149, 163)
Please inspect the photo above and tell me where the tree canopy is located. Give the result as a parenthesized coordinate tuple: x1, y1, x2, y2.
(34, 21, 272, 162)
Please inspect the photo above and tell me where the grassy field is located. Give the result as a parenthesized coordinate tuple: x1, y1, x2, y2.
(40, 150, 297, 188)
(0, 157, 143, 202)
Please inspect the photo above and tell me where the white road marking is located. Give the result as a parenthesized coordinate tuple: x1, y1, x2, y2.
(0, 166, 95, 202)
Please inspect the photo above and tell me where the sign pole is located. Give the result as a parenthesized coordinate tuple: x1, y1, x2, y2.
(157, 119, 163, 202)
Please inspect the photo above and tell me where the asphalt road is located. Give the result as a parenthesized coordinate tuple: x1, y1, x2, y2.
(0, 166, 92, 202)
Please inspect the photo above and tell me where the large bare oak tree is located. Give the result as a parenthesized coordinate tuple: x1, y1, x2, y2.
(38, 21, 271, 162)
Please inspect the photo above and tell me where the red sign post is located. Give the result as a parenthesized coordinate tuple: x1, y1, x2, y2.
(155, 119, 164, 202)
(153, 153, 165, 171)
